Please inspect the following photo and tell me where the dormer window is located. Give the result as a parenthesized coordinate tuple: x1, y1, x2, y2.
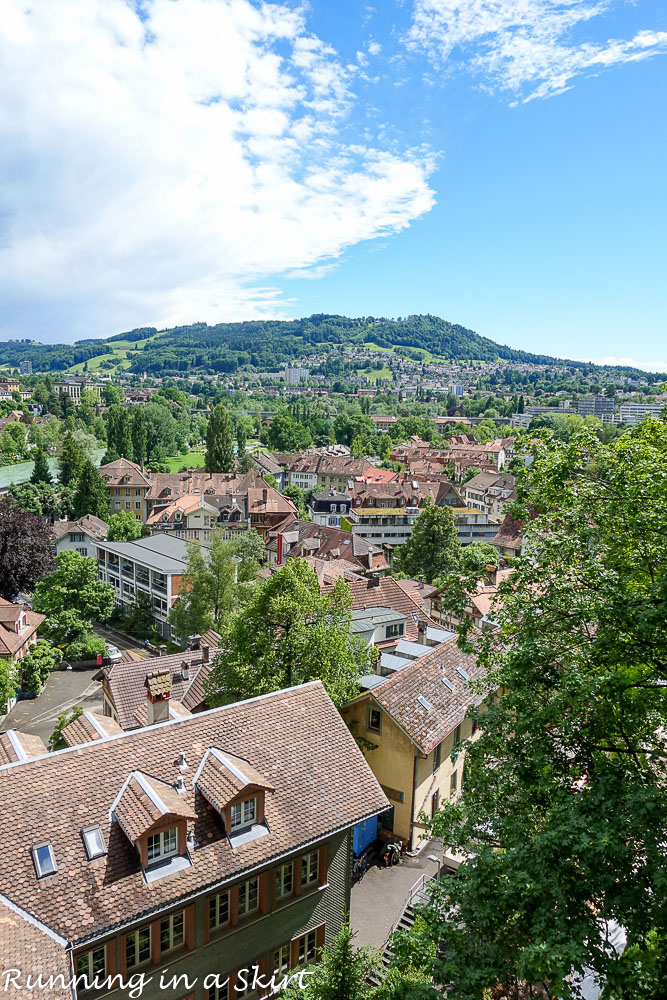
(147, 827, 178, 864)
(32, 841, 57, 878)
(230, 798, 256, 832)
(82, 824, 106, 860)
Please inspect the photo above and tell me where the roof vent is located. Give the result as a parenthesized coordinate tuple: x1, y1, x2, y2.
(178, 752, 188, 773)
(417, 695, 432, 711)
(186, 830, 196, 851)
(174, 776, 187, 794)
(181, 661, 190, 681)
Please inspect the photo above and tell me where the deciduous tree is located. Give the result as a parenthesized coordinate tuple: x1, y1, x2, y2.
(107, 511, 143, 541)
(393, 499, 461, 584)
(0, 498, 54, 600)
(33, 551, 115, 641)
(205, 403, 235, 472)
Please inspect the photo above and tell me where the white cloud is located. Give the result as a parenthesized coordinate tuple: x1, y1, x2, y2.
(0, 0, 435, 340)
(368, 40, 382, 56)
(576, 356, 667, 373)
(406, 1, 667, 102)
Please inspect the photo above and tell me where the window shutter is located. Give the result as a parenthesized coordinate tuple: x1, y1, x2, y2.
(318, 844, 329, 887)
(204, 896, 211, 944)
(290, 938, 300, 969)
(105, 939, 117, 978)
(316, 924, 326, 952)
(150, 920, 161, 966)
(185, 904, 195, 950)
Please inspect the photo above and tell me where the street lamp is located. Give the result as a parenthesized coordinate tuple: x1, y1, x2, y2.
(427, 853, 441, 882)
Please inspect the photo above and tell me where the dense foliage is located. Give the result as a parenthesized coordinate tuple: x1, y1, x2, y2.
(0, 498, 55, 600)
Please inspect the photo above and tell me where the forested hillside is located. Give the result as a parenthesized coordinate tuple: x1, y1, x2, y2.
(0, 314, 658, 376)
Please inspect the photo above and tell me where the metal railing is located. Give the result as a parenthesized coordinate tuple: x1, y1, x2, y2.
(388, 872, 434, 938)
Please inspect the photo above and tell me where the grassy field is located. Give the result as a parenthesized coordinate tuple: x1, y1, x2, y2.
(363, 366, 393, 382)
(66, 336, 158, 374)
(161, 451, 206, 472)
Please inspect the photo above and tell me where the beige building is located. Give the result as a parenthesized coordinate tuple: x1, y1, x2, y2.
(98, 457, 151, 520)
(342, 637, 485, 850)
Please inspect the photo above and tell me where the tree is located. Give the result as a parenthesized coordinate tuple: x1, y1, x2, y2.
(206, 559, 373, 708)
(236, 420, 247, 461)
(73, 460, 110, 519)
(107, 511, 143, 541)
(168, 531, 243, 644)
(402, 422, 667, 1000)
(33, 551, 115, 642)
(0, 659, 17, 716)
(393, 500, 461, 584)
(30, 447, 52, 485)
(205, 403, 235, 473)
(101, 383, 123, 406)
(461, 465, 481, 483)
(19, 640, 61, 697)
(517, 394, 525, 413)
(280, 921, 380, 1000)
(58, 431, 84, 486)
(282, 485, 310, 519)
(265, 411, 312, 452)
(132, 407, 147, 468)
(7, 482, 75, 520)
(0, 498, 55, 600)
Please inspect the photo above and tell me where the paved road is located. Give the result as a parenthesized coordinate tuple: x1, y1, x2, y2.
(0, 668, 103, 744)
(350, 838, 445, 949)
(94, 624, 154, 662)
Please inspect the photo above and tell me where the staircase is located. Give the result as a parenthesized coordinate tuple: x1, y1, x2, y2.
(368, 874, 434, 987)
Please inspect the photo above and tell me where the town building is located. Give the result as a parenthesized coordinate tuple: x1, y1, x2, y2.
(341, 638, 485, 850)
(19, 360, 32, 374)
(53, 378, 102, 404)
(618, 401, 665, 425)
(0, 681, 388, 1000)
(462, 472, 516, 516)
(53, 514, 108, 558)
(0, 598, 46, 668)
(0, 377, 20, 394)
(266, 520, 388, 576)
(99, 458, 152, 521)
(146, 494, 221, 543)
(308, 490, 352, 528)
(0, 729, 47, 764)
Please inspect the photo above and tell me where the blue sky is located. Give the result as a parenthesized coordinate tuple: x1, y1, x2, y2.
(0, 0, 665, 367)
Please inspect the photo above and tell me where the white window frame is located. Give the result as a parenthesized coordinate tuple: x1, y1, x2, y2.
(297, 930, 317, 966)
(147, 827, 178, 864)
(209, 890, 230, 929)
(230, 797, 256, 832)
(238, 876, 259, 917)
(82, 825, 106, 860)
(273, 944, 290, 975)
(160, 910, 185, 953)
(125, 926, 151, 969)
(301, 850, 319, 887)
(32, 841, 57, 878)
(276, 862, 293, 900)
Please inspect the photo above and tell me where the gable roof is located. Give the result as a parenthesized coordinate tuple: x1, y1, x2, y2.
(98, 457, 151, 489)
(194, 748, 276, 814)
(0, 599, 45, 658)
(0, 730, 48, 765)
(61, 711, 124, 748)
(361, 637, 486, 753)
(330, 576, 435, 644)
(112, 771, 197, 842)
(52, 514, 108, 542)
(0, 682, 388, 945)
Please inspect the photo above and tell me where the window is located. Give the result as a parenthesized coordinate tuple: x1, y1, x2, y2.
(433, 742, 442, 774)
(367, 707, 382, 734)
(273, 944, 290, 976)
(147, 827, 178, 864)
(160, 910, 184, 953)
(238, 876, 259, 917)
(209, 890, 230, 929)
(301, 851, 319, 887)
(208, 985, 229, 1000)
(115, 501, 121, 510)
(230, 798, 256, 832)
(125, 926, 151, 969)
(450, 770, 458, 796)
(31, 841, 57, 878)
(76, 947, 106, 982)
(125, 502, 132, 510)
(454, 724, 462, 747)
(297, 930, 317, 966)
(82, 825, 106, 860)
(381, 785, 404, 804)
(276, 862, 293, 900)
(385, 622, 404, 638)
(135, 501, 142, 510)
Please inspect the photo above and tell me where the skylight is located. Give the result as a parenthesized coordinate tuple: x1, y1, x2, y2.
(82, 825, 106, 860)
(32, 841, 57, 878)
(442, 677, 455, 692)
(417, 695, 432, 711)
(456, 666, 469, 681)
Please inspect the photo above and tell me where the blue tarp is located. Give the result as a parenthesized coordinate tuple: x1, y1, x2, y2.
(352, 815, 378, 856)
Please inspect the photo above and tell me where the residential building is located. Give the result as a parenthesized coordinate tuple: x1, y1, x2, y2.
(618, 401, 665, 425)
(341, 638, 485, 850)
(308, 490, 352, 528)
(252, 452, 286, 490)
(53, 514, 108, 558)
(96, 534, 191, 637)
(490, 512, 526, 559)
(0, 729, 47, 764)
(0, 377, 20, 394)
(462, 472, 517, 516)
(19, 360, 32, 374)
(146, 495, 221, 543)
(99, 458, 152, 521)
(247, 486, 297, 538)
(429, 565, 512, 631)
(572, 395, 614, 418)
(0, 598, 46, 668)
(288, 455, 372, 493)
(266, 520, 388, 576)
(0, 681, 388, 1000)
(53, 378, 102, 404)
(283, 364, 310, 384)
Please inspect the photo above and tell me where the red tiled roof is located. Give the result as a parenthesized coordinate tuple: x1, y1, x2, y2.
(0, 599, 45, 658)
(61, 712, 124, 748)
(0, 731, 48, 765)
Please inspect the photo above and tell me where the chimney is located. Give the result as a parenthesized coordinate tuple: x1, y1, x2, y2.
(174, 776, 187, 795)
(144, 669, 172, 726)
(262, 488, 268, 503)
(188, 634, 201, 651)
(418, 619, 427, 641)
(201, 644, 210, 664)
(159, 644, 167, 657)
(181, 660, 190, 681)
(370, 575, 381, 588)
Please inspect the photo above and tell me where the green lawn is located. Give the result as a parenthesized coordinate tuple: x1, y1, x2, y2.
(162, 451, 206, 472)
(363, 366, 393, 382)
(66, 336, 158, 374)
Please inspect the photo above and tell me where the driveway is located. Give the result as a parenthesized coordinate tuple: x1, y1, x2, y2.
(93, 624, 154, 662)
(350, 838, 446, 949)
(0, 668, 102, 744)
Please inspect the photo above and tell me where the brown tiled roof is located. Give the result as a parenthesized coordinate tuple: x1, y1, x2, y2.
(0, 682, 388, 945)
(0, 731, 48, 766)
(113, 771, 197, 842)
(195, 749, 275, 814)
(0, 599, 45, 657)
(98, 457, 151, 489)
(491, 512, 524, 552)
(266, 520, 387, 573)
(52, 514, 108, 542)
(61, 711, 124, 748)
(247, 486, 297, 517)
(105, 648, 215, 731)
(330, 576, 435, 644)
(0, 900, 71, 1000)
(362, 638, 486, 753)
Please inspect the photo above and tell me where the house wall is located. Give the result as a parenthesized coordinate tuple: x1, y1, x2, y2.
(73, 832, 350, 1000)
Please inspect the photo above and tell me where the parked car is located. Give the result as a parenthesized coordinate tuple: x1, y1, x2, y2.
(105, 643, 122, 663)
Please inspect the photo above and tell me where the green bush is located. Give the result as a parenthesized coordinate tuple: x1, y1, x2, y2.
(65, 633, 106, 662)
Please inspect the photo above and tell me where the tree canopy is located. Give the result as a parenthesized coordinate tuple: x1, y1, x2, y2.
(205, 403, 235, 473)
(107, 510, 143, 541)
(393, 499, 461, 584)
(396, 420, 667, 1000)
(206, 558, 374, 707)
(33, 551, 115, 644)
(0, 498, 54, 600)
